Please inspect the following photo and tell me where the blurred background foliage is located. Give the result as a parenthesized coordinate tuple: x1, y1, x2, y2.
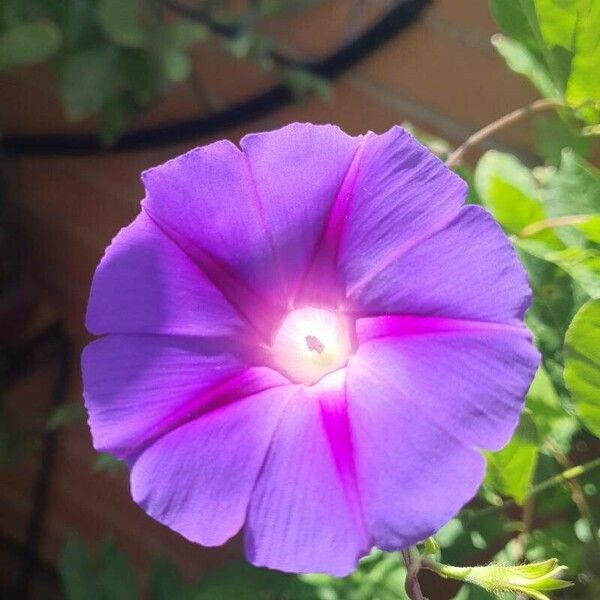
(2, 0, 600, 599)
(0, 0, 327, 144)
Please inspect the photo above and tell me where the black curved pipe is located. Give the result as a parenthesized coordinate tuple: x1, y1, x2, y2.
(1, 0, 430, 156)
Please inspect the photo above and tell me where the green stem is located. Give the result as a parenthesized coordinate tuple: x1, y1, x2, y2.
(468, 456, 600, 519)
(421, 559, 472, 582)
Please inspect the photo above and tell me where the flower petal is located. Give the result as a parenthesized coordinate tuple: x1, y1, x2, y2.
(143, 124, 361, 310)
(355, 315, 540, 451)
(86, 210, 245, 337)
(245, 371, 370, 576)
(129, 385, 295, 547)
(346, 205, 531, 324)
(82, 333, 286, 457)
(338, 127, 466, 304)
(346, 348, 486, 551)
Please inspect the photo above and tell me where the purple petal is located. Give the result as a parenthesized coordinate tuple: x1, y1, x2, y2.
(245, 371, 370, 576)
(346, 205, 531, 324)
(86, 211, 245, 337)
(338, 127, 466, 305)
(82, 333, 286, 457)
(143, 125, 360, 311)
(129, 385, 295, 547)
(346, 348, 486, 550)
(356, 315, 540, 451)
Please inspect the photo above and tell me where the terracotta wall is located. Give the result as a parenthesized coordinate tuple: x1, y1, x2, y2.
(0, 0, 540, 595)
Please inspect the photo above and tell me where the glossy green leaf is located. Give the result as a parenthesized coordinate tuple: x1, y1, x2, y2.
(96, 0, 144, 48)
(0, 20, 61, 71)
(564, 299, 600, 436)
(485, 412, 539, 505)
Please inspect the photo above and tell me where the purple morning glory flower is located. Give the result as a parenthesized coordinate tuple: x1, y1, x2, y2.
(82, 124, 539, 576)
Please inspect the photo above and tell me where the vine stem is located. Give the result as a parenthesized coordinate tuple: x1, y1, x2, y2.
(468, 456, 600, 519)
(546, 440, 600, 555)
(517, 214, 594, 237)
(402, 547, 428, 600)
(445, 98, 561, 168)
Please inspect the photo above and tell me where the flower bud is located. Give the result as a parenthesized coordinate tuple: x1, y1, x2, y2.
(461, 559, 572, 600)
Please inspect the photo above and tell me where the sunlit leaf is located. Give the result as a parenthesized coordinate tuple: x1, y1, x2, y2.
(475, 150, 545, 234)
(564, 299, 600, 436)
(491, 34, 557, 99)
(485, 412, 539, 505)
(565, 0, 600, 121)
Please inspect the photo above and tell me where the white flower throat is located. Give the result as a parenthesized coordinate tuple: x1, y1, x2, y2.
(271, 307, 352, 385)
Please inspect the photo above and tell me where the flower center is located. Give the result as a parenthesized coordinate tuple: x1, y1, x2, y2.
(271, 306, 352, 385)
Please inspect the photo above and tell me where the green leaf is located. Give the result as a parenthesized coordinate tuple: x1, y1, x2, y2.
(282, 67, 331, 100)
(526, 367, 576, 447)
(491, 34, 557, 99)
(59, 534, 100, 600)
(151, 557, 185, 600)
(96, 0, 144, 48)
(98, 537, 137, 600)
(159, 47, 191, 82)
(485, 412, 539, 504)
(59, 48, 115, 120)
(564, 299, 600, 436)
(490, 0, 575, 98)
(0, 20, 62, 71)
(475, 150, 545, 234)
(533, 114, 592, 165)
(99, 96, 128, 146)
(565, 0, 600, 120)
(196, 561, 317, 599)
(543, 149, 600, 244)
(166, 21, 206, 49)
(534, 0, 578, 51)
(93, 452, 125, 473)
(490, 0, 540, 50)
(47, 403, 86, 430)
(518, 243, 600, 298)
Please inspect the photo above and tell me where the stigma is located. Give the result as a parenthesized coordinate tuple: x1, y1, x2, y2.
(271, 307, 352, 385)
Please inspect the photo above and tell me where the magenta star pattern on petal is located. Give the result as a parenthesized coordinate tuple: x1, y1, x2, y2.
(82, 124, 539, 576)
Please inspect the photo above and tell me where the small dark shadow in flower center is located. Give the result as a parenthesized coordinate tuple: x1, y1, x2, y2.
(305, 335, 324, 354)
